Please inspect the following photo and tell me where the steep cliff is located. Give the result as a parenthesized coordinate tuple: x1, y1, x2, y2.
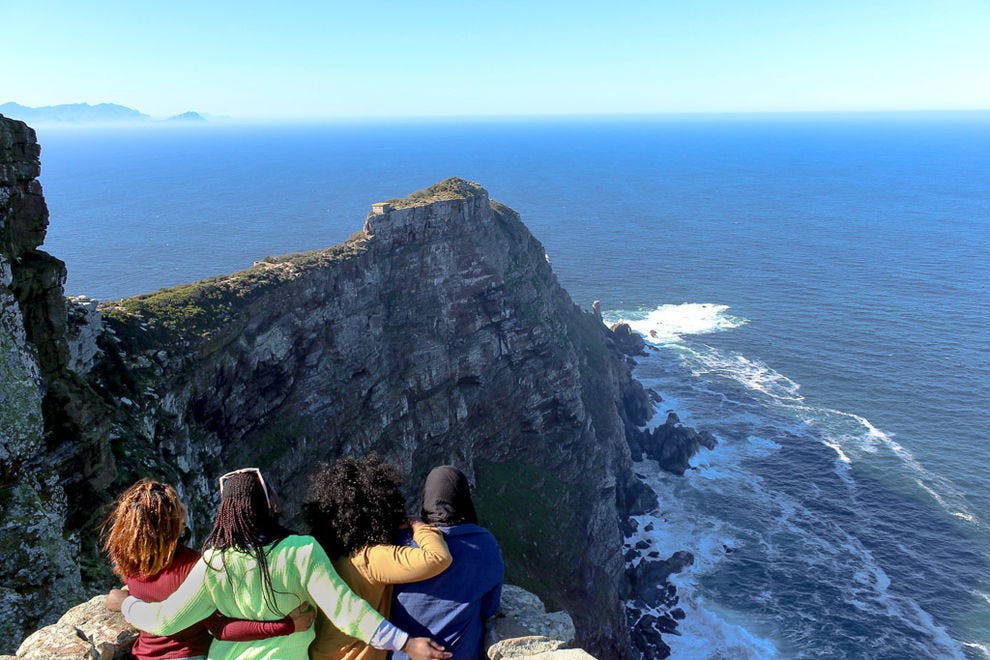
(0, 115, 84, 650)
(78, 178, 651, 657)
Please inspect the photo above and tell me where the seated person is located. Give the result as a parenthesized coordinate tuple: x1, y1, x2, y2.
(303, 454, 453, 660)
(390, 466, 504, 660)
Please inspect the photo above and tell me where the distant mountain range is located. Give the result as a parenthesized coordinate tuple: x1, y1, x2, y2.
(0, 102, 205, 124)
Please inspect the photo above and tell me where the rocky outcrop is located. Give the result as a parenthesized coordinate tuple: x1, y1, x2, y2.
(488, 584, 576, 646)
(0, 170, 655, 656)
(486, 585, 593, 659)
(12, 586, 589, 660)
(12, 596, 136, 660)
(606, 322, 645, 357)
(0, 115, 84, 652)
(627, 412, 717, 475)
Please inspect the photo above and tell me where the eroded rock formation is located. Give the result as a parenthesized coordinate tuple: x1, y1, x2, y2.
(0, 114, 662, 658)
(0, 115, 84, 650)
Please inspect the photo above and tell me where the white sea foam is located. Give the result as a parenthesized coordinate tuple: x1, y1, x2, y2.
(962, 642, 990, 660)
(616, 302, 748, 343)
(626, 460, 778, 658)
(822, 438, 853, 465)
(805, 405, 980, 526)
(674, 327, 979, 526)
(690, 349, 804, 402)
(689, 435, 780, 481)
(662, 592, 779, 660)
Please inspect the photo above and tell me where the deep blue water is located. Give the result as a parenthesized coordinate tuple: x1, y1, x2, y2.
(35, 115, 990, 658)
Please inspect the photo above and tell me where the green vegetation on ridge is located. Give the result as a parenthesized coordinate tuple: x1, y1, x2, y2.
(386, 177, 484, 209)
(101, 233, 369, 338)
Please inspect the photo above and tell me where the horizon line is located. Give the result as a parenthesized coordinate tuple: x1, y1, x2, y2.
(5, 106, 990, 127)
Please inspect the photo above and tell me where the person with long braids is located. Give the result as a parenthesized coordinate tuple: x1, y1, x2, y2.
(302, 455, 453, 660)
(101, 479, 308, 660)
(390, 466, 504, 660)
(107, 468, 450, 660)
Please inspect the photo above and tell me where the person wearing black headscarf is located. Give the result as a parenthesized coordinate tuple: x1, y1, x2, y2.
(390, 466, 504, 660)
(420, 466, 479, 526)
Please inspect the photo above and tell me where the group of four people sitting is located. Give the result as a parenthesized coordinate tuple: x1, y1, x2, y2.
(102, 456, 504, 660)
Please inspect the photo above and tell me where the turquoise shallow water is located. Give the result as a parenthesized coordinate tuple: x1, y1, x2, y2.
(36, 115, 990, 657)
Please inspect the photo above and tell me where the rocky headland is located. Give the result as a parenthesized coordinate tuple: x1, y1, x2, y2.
(0, 115, 718, 658)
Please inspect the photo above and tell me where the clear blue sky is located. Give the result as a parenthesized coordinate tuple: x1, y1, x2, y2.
(3, 0, 989, 119)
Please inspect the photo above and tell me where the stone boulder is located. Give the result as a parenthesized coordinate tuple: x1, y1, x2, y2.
(634, 412, 717, 475)
(607, 322, 645, 357)
(12, 585, 596, 659)
(486, 585, 595, 659)
(626, 551, 694, 604)
(487, 584, 576, 646)
(14, 595, 136, 659)
(490, 639, 597, 659)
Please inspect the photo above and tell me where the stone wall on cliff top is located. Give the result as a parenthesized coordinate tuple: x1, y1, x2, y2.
(0, 115, 84, 652)
(82, 177, 654, 658)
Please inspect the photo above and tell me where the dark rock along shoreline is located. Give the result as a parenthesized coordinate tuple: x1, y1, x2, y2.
(0, 114, 717, 658)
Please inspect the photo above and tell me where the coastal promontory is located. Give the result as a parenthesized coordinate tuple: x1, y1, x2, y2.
(0, 114, 671, 657)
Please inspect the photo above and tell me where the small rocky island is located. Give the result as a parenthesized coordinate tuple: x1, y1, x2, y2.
(0, 115, 714, 658)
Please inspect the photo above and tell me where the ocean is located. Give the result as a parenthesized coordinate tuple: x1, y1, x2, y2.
(35, 114, 990, 658)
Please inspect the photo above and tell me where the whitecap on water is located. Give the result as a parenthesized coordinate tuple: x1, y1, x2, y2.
(609, 302, 748, 343)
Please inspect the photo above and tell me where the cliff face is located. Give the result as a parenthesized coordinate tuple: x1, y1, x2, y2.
(0, 116, 84, 650)
(0, 115, 656, 658)
(88, 178, 650, 657)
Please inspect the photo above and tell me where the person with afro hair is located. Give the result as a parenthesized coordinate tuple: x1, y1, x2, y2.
(303, 454, 453, 660)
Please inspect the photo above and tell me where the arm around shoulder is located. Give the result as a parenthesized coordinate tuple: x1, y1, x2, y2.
(120, 556, 216, 636)
(363, 524, 452, 584)
(298, 536, 389, 645)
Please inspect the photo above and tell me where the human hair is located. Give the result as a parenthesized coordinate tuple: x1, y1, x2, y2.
(203, 470, 291, 616)
(100, 479, 186, 579)
(302, 454, 406, 559)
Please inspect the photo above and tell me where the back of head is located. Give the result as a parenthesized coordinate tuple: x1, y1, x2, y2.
(101, 479, 186, 579)
(303, 454, 406, 558)
(421, 466, 478, 526)
(206, 469, 284, 552)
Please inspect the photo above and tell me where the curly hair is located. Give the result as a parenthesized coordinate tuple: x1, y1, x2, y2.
(302, 454, 406, 559)
(100, 479, 186, 579)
